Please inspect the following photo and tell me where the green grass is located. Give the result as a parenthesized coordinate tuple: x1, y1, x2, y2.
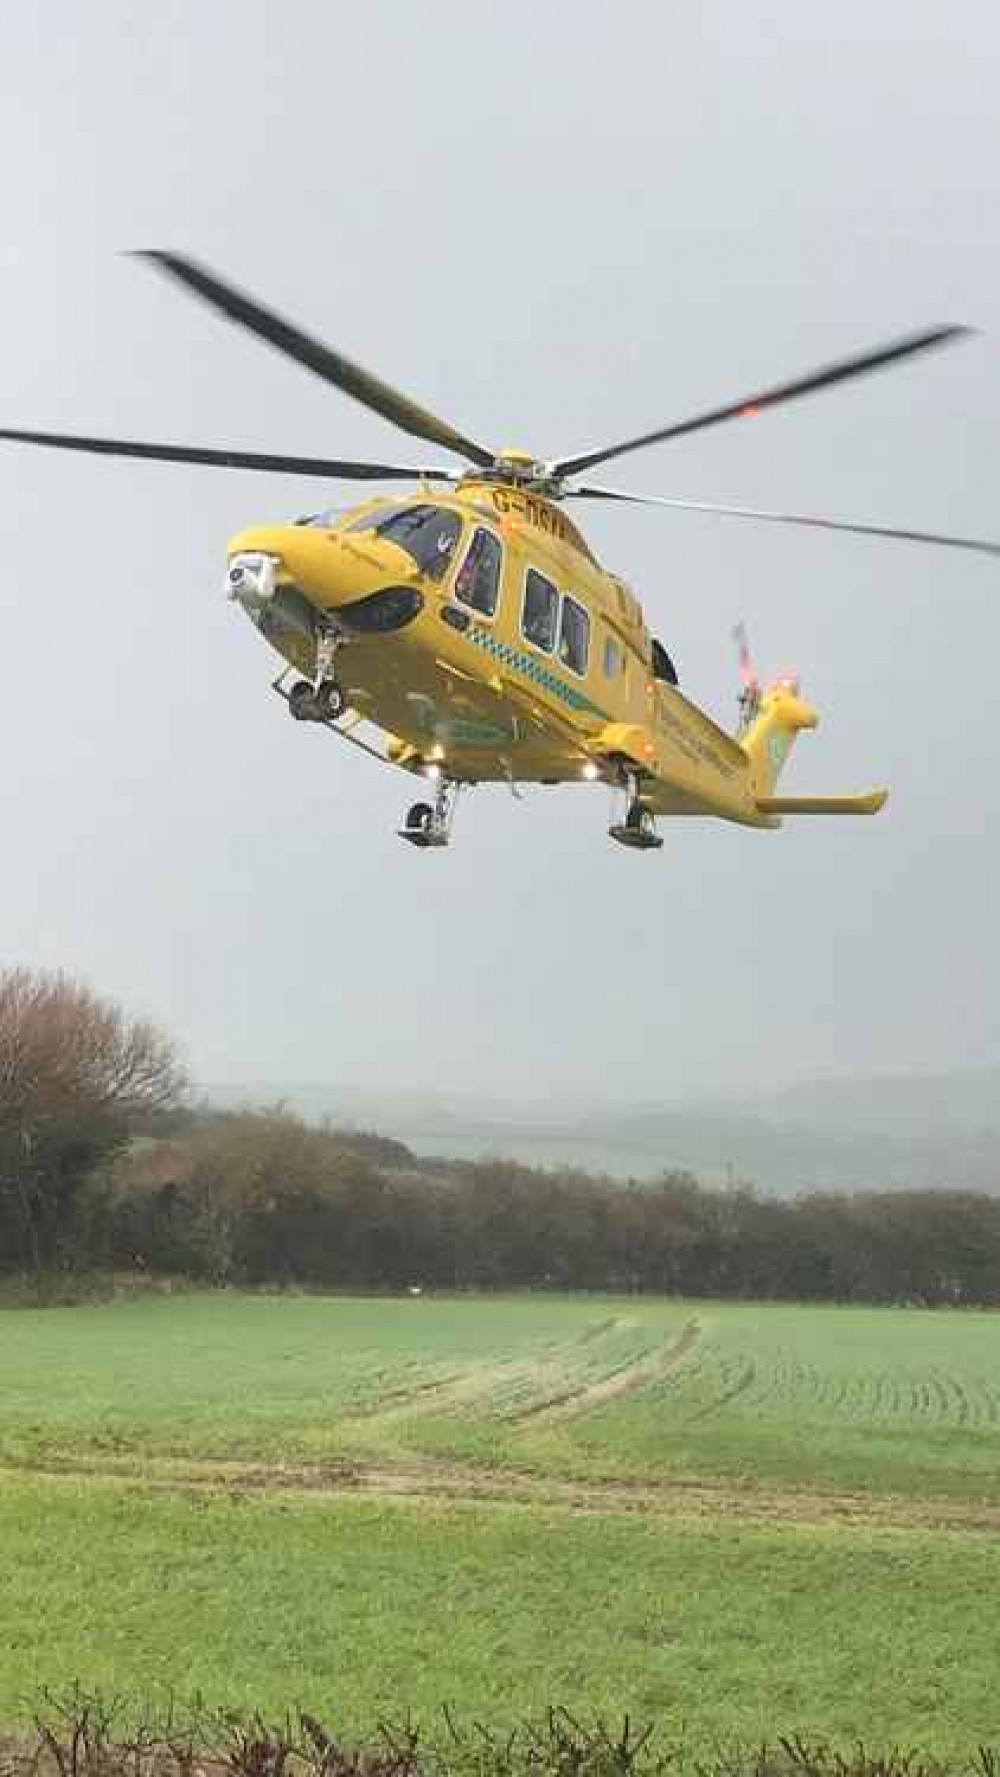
(3, 1293, 1000, 1501)
(5, 1291, 1000, 1750)
(2, 1472, 1000, 1752)
(551, 1300, 1000, 1500)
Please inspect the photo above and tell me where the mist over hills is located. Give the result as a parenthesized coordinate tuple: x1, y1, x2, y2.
(757, 1069, 1000, 1141)
(201, 1067, 1000, 1194)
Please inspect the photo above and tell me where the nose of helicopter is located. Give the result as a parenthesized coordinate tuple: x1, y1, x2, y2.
(226, 523, 426, 632)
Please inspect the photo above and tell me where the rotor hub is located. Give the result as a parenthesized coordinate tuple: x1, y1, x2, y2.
(493, 447, 550, 482)
(462, 447, 561, 496)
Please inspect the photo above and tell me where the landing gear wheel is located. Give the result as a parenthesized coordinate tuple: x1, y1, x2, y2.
(313, 679, 346, 721)
(610, 799, 663, 851)
(400, 801, 435, 848)
(288, 680, 317, 721)
(408, 802, 433, 834)
(398, 782, 459, 848)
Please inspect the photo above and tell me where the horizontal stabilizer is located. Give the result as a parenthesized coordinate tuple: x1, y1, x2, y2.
(756, 791, 889, 816)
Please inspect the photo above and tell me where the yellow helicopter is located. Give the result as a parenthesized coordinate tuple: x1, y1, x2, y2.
(3, 253, 997, 850)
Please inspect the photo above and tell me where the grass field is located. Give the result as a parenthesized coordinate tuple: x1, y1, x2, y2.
(3, 1291, 1000, 1751)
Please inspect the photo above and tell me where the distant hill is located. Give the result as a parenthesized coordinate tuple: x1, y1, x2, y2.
(754, 1068, 1000, 1141)
(199, 1067, 1000, 1194)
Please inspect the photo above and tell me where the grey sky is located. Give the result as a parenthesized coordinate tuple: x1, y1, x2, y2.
(1, 1, 997, 1104)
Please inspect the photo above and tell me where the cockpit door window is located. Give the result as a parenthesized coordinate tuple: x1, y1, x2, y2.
(453, 526, 503, 617)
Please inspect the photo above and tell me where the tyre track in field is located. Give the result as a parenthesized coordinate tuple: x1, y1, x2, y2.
(336, 1317, 701, 1434)
(6, 1451, 1000, 1535)
(509, 1317, 702, 1428)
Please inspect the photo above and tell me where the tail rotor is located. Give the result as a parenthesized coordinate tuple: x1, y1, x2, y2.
(733, 621, 762, 734)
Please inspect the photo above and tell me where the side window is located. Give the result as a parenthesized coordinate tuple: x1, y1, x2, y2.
(559, 596, 590, 676)
(453, 527, 502, 617)
(603, 635, 623, 678)
(522, 568, 558, 653)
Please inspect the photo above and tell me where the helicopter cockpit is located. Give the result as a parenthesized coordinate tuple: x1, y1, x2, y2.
(345, 502, 463, 580)
(295, 500, 463, 574)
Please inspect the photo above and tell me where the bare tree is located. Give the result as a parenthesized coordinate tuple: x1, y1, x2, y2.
(0, 968, 186, 1273)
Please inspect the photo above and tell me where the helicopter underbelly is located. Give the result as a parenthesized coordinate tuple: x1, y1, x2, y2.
(354, 643, 592, 782)
(249, 603, 596, 784)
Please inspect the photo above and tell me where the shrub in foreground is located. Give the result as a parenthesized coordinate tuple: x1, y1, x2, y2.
(4, 1690, 999, 1777)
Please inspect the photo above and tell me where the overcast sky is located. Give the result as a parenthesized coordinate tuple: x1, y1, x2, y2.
(0, 1, 997, 1106)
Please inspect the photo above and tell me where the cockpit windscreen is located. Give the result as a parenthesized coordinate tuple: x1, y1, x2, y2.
(348, 503, 463, 582)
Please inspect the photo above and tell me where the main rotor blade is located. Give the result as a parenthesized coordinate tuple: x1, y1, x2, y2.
(0, 426, 458, 481)
(551, 326, 972, 479)
(136, 251, 496, 470)
(566, 483, 1000, 557)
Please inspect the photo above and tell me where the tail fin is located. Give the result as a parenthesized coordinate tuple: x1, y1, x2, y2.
(742, 677, 819, 797)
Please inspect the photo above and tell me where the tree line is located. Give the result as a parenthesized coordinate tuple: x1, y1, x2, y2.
(2, 966, 999, 1306)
